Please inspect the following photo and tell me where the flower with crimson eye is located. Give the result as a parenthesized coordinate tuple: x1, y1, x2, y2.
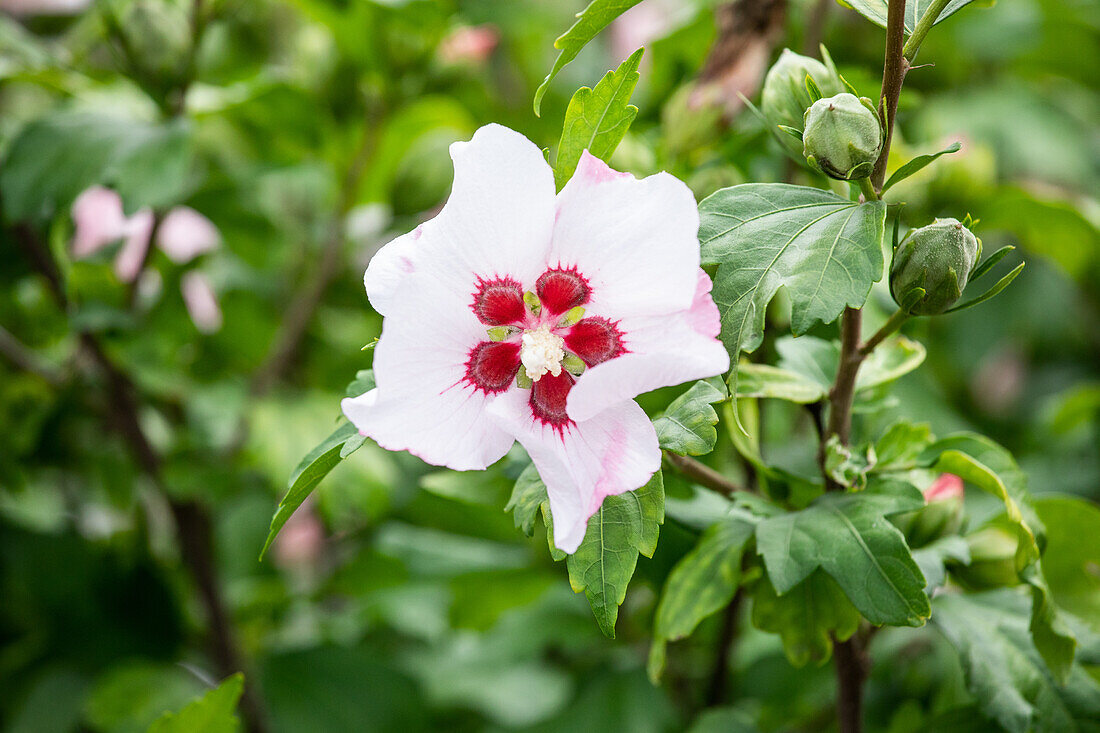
(341, 124, 729, 553)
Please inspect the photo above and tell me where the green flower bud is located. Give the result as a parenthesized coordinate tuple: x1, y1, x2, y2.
(950, 525, 1021, 590)
(890, 218, 983, 315)
(802, 93, 883, 180)
(120, 0, 192, 85)
(760, 49, 843, 157)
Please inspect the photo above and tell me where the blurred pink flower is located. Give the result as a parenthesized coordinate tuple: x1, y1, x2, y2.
(438, 24, 498, 66)
(924, 473, 964, 503)
(70, 185, 223, 333)
(180, 271, 223, 334)
(159, 207, 221, 264)
(342, 125, 728, 553)
(272, 500, 325, 569)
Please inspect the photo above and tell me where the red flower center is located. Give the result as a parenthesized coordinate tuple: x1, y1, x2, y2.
(462, 267, 626, 429)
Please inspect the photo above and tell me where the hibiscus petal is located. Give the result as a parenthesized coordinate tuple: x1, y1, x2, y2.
(487, 389, 661, 554)
(364, 224, 425, 317)
(113, 208, 155, 283)
(363, 124, 556, 315)
(549, 151, 700, 319)
(343, 267, 516, 471)
(71, 186, 128, 258)
(157, 207, 220, 264)
(347, 125, 557, 470)
(567, 270, 730, 422)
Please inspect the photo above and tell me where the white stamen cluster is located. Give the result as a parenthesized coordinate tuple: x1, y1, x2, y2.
(520, 324, 565, 381)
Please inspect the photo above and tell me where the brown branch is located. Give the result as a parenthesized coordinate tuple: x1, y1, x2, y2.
(0, 324, 66, 385)
(663, 452, 746, 496)
(834, 633, 870, 733)
(12, 221, 269, 733)
(870, 0, 909, 190)
(825, 2, 907, 730)
(705, 589, 744, 706)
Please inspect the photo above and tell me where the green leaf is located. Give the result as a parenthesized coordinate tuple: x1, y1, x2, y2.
(533, 0, 644, 115)
(1033, 496, 1100, 630)
(873, 420, 934, 471)
(751, 570, 860, 667)
(929, 433, 1077, 682)
(654, 516, 755, 643)
(260, 421, 361, 560)
(505, 463, 549, 537)
(881, 141, 962, 193)
(944, 262, 1025, 313)
(147, 674, 243, 733)
(0, 112, 192, 220)
(553, 48, 643, 190)
(933, 590, 1100, 733)
(969, 245, 1016, 282)
(345, 369, 376, 397)
(566, 471, 665, 637)
(770, 335, 925, 397)
(838, 0, 984, 34)
(653, 380, 727, 456)
(755, 479, 930, 626)
(736, 363, 827, 404)
(700, 185, 885, 422)
(857, 336, 926, 391)
(508, 466, 665, 637)
(913, 535, 970, 591)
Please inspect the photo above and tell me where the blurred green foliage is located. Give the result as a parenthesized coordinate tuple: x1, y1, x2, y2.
(0, 0, 1097, 731)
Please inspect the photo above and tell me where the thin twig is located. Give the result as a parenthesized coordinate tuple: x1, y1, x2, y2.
(859, 309, 910, 356)
(0, 324, 66, 385)
(663, 451, 746, 496)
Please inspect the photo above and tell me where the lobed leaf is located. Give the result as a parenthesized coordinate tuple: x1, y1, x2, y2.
(755, 479, 930, 626)
(554, 48, 643, 190)
(533, 0, 644, 115)
(653, 379, 727, 456)
(566, 472, 665, 637)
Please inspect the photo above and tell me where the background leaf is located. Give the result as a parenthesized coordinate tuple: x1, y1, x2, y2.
(147, 674, 243, 733)
(533, 0, 644, 114)
(933, 590, 1100, 733)
(751, 570, 861, 666)
(554, 48, 643, 189)
(755, 479, 930, 625)
(654, 516, 755, 642)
